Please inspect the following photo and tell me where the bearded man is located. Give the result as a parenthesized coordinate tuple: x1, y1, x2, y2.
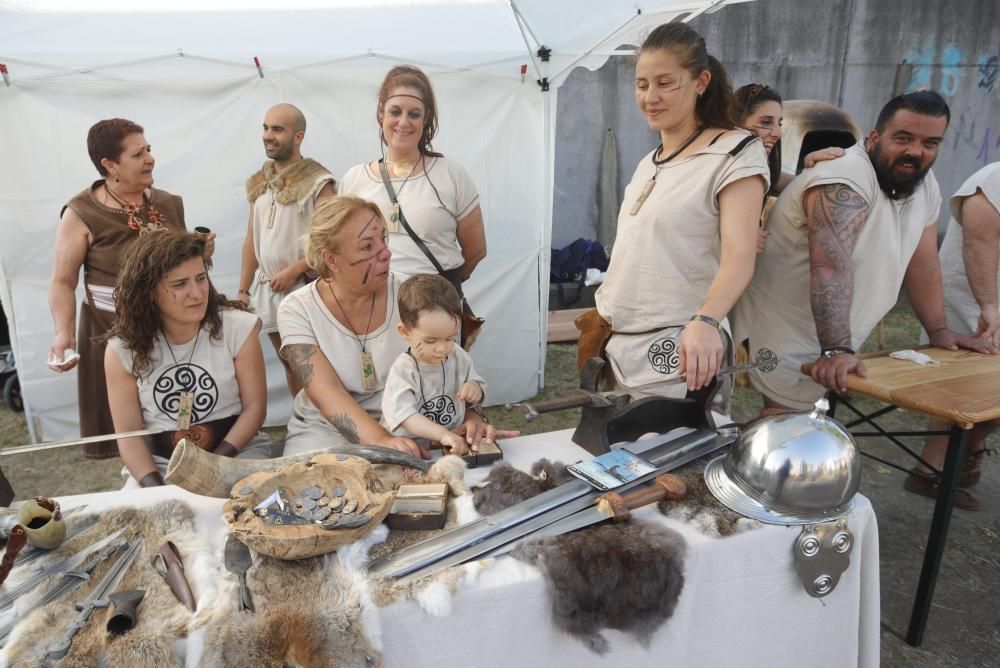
(238, 103, 336, 397)
(733, 90, 992, 415)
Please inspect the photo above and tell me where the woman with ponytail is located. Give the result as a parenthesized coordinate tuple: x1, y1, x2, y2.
(589, 23, 769, 406)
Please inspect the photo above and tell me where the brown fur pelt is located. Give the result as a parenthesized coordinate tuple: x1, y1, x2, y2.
(512, 521, 686, 655)
(472, 459, 572, 515)
(200, 544, 382, 668)
(2, 501, 217, 668)
(659, 458, 761, 537)
(245, 158, 334, 205)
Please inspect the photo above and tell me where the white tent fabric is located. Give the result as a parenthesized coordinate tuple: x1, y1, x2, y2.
(0, 0, 751, 443)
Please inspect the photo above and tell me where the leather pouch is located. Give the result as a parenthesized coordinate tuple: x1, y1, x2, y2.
(106, 589, 145, 635)
(574, 308, 612, 374)
(152, 541, 197, 611)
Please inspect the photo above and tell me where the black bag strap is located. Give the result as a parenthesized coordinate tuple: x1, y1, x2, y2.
(378, 159, 447, 275)
(728, 134, 758, 156)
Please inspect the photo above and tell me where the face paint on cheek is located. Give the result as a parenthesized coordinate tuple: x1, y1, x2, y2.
(413, 342, 424, 356)
(362, 266, 371, 284)
(349, 253, 376, 267)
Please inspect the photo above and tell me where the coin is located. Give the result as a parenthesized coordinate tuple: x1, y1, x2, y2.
(343, 499, 358, 514)
(295, 509, 312, 520)
(333, 486, 347, 497)
(335, 454, 349, 461)
(312, 507, 331, 521)
(329, 497, 345, 510)
(317, 496, 330, 507)
(301, 498, 317, 511)
(302, 486, 323, 500)
(239, 486, 254, 496)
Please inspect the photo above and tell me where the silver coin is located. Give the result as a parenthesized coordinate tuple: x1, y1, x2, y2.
(292, 498, 305, 510)
(317, 496, 330, 507)
(295, 509, 313, 520)
(329, 497, 345, 510)
(343, 499, 358, 514)
(239, 486, 254, 496)
(333, 486, 347, 497)
(312, 507, 331, 521)
(335, 454, 349, 461)
(301, 486, 323, 500)
(300, 498, 317, 511)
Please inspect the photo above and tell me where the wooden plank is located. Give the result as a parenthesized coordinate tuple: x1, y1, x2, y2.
(547, 308, 588, 343)
(802, 347, 1000, 428)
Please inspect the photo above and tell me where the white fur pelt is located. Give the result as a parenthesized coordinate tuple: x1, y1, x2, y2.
(1, 502, 218, 668)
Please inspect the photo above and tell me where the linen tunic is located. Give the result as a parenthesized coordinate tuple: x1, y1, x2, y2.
(278, 274, 407, 455)
(380, 346, 486, 439)
(595, 131, 769, 391)
(339, 157, 479, 279)
(937, 162, 1000, 334)
(733, 141, 941, 409)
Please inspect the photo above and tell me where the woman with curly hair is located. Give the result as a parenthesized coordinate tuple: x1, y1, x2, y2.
(104, 231, 271, 488)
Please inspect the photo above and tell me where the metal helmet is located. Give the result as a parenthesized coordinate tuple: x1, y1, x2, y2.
(705, 398, 861, 525)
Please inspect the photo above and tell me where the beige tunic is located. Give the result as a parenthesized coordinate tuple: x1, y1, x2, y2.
(246, 159, 336, 333)
(937, 162, 1000, 335)
(733, 142, 941, 409)
(595, 131, 769, 391)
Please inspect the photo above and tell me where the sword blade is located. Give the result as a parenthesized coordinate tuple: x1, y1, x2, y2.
(373, 429, 732, 582)
(1, 429, 166, 457)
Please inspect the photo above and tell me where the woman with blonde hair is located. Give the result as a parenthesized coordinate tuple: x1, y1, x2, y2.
(105, 231, 269, 488)
(277, 195, 506, 457)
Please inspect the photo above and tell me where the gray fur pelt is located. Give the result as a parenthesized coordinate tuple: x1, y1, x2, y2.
(513, 521, 686, 655)
(659, 458, 761, 537)
(472, 459, 572, 515)
(1, 501, 216, 668)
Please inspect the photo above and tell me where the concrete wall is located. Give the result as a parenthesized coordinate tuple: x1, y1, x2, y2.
(551, 0, 1000, 248)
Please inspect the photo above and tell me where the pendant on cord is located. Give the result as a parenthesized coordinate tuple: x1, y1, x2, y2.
(176, 392, 194, 430)
(630, 178, 657, 215)
(388, 203, 401, 234)
(360, 351, 377, 391)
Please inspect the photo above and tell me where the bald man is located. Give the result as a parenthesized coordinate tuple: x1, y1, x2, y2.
(239, 103, 336, 397)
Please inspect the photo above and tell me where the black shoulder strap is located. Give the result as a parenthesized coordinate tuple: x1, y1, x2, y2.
(378, 159, 446, 275)
(728, 135, 757, 156)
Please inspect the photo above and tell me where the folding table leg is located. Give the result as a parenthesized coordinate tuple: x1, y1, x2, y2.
(906, 425, 967, 646)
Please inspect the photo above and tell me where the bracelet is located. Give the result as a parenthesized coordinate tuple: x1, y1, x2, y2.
(689, 314, 721, 330)
(214, 440, 240, 458)
(237, 288, 251, 296)
(821, 346, 855, 358)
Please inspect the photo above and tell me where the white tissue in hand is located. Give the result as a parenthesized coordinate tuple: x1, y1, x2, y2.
(47, 348, 81, 367)
(889, 349, 938, 365)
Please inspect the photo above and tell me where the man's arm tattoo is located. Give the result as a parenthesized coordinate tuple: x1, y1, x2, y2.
(807, 184, 869, 348)
(280, 344, 317, 387)
(326, 413, 361, 444)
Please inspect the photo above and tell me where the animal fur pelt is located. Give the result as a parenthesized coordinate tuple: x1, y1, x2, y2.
(512, 521, 687, 655)
(200, 531, 384, 668)
(472, 459, 573, 515)
(2, 501, 220, 668)
(659, 457, 761, 537)
(245, 158, 334, 205)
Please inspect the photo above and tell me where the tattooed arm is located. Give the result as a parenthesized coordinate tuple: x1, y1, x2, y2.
(805, 183, 869, 392)
(279, 343, 425, 458)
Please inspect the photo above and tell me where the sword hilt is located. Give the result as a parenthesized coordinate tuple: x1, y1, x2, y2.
(515, 392, 607, 421)
(597, 474, 688, 522)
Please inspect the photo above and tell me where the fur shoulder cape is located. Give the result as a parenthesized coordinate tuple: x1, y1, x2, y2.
(245, 158, 335, 205)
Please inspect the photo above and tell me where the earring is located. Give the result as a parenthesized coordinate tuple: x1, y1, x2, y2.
(113, 172, 120, 183)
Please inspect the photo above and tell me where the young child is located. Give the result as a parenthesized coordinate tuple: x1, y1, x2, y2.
(381, 274, 486, 456)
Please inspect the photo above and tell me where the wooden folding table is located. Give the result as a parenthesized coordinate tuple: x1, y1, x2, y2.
(804, 347, 1000, 646)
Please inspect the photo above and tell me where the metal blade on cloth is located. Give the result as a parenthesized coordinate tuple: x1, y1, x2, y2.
(368, 428, 729, 582)
(43, 539, 144, 663)
(224, 535, 255, 612)
(485, 474, 687, 559)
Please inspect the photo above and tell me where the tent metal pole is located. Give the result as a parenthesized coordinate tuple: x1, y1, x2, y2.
(680, 0, 731, 23)
(20, 51, 252, 82)
(508, 0, 542, 49)
(507, 1, 541, 80)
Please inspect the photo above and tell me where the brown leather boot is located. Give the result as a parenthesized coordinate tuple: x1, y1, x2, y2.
(904, 470, 982, 511)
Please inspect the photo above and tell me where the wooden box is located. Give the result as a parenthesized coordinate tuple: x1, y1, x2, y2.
(386, 484, 449, 531)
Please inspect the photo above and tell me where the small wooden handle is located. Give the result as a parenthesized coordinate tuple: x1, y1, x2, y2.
(601, 474, 687, 523)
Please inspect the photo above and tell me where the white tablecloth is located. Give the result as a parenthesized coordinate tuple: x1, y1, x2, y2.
(56, 429, 880, 667)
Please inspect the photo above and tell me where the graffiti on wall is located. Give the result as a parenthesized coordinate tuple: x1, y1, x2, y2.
(903, 43, 964, 96)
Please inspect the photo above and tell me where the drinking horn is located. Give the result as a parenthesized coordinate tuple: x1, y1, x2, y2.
(0, 496, 67, 549)
(165, 439, 432, 498)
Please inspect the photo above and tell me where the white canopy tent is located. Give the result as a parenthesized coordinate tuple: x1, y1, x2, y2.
(0, 0, 752, 443)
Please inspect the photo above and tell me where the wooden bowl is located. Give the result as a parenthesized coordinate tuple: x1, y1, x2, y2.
(222, 454, 395, 560)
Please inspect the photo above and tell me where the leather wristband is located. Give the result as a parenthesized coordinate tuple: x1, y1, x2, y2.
(689, 313, 721, 330)
(138, 471, 165, 488)
(215, 440, 240, 458)
(821, 345, 855, 358)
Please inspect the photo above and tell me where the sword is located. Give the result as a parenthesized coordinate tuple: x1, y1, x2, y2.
(484, 473, 688, 559)
(1, 429, 166, 457)
(42, 538, 144, 664)
(0, 529, 127, 646)
(368, 428, 732, 582)
(506, 359, 776, 422)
